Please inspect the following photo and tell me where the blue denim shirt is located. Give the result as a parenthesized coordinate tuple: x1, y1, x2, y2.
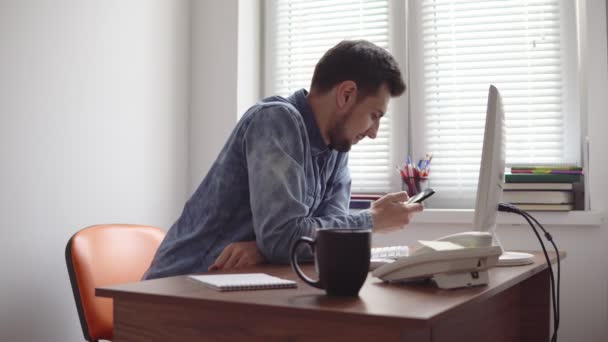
(143, 89, 373, 279)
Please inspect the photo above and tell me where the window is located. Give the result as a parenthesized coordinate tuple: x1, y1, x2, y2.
(265, 0, 393, 194)
(265, 0, 579, 208)
(408, 0, 579, 208)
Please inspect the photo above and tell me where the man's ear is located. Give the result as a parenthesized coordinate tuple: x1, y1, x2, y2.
(335, 81, 358, 111)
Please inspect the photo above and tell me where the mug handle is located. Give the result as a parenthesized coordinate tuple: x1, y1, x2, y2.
(290, 236, 323, 289)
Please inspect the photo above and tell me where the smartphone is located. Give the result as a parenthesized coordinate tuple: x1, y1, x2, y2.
(406, 188, 435, 204)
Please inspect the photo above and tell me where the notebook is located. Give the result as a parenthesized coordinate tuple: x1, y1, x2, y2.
(189, 273, 297, 292)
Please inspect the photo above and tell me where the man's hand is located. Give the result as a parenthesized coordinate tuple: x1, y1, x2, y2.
(369, 191, 424, 231)
(208, 240, 266, 271)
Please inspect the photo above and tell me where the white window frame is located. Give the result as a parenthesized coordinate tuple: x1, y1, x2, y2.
(406, 0, 581, 209)
(263, 0, 397, 194)
(260, 0, 604, 220)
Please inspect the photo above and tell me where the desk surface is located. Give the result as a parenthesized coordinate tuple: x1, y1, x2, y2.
(97, 252, 559, 327)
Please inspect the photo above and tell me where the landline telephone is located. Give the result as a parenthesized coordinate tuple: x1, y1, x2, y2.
(371, 231, 502, 289)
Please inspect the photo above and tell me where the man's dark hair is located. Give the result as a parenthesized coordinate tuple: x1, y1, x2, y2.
(310, 40, 406, 99)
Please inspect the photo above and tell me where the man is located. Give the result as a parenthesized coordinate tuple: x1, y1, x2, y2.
(144, 40, 423, 280)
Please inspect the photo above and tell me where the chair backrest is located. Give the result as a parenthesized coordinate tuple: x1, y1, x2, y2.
(65, 224, 165, 341)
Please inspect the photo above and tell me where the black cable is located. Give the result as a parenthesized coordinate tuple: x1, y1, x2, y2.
(517, 208, 561, 336)
(518, 210, 559, 341)
(498, 203, 558, 341)
(516, 209, 558, 341)
(498, 203, 561, 342)
(501, 204, 558, 335)
(499, 203, 560, 342)
(505, 204, 561, 337)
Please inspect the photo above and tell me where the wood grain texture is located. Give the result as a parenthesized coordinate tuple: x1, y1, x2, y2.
(520, 270, 551, 341)
(114, 297, 409, 342)
(98, 252, 559, 342)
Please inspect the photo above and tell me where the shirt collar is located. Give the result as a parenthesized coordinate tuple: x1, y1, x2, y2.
(288, 89, 329, 155)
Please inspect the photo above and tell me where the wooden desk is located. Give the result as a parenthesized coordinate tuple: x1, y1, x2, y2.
(97, 252, 558, 342)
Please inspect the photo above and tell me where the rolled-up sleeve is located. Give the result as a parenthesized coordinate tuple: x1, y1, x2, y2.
(244, 106, 373, 264)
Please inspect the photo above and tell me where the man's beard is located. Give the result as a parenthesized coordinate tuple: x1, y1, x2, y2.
(328, 116, 352, 152)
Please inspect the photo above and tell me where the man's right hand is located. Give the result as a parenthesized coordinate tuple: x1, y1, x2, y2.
(208, 241, 265, 271)
(368, 191, 423, 231)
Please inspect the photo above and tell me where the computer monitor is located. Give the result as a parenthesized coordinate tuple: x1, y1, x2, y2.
(473, 85, 534, 266)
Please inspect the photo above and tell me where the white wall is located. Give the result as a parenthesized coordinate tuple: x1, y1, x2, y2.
(237, 0, 262, 117)
(189, 0, 237, 191)
(189, 0, 261, 191)
(0, 1, 190, 341)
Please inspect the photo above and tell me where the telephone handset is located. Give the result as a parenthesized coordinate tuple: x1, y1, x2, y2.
(411, 231, 493, 256)
(371, 232, 502, 289)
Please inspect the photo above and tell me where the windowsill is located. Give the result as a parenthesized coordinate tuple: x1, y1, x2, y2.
(410, 209, 605, 227)
(351, 208, 604, 226)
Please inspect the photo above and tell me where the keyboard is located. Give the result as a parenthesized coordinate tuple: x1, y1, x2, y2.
(371, 246, 409, 259)
(370, 246, 409, 271)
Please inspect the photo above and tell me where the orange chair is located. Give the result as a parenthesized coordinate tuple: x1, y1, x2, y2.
(65, 224, 165, 341)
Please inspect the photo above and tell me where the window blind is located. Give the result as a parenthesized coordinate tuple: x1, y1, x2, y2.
(266, 0, 391, 193)
(412, 0, 573, 207)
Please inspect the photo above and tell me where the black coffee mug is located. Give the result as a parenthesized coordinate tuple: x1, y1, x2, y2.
(290, 228, 371, 296)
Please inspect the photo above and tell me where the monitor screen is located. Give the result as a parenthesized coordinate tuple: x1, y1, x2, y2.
(464, 85, 534, 265)
(473, 85, 505, 234)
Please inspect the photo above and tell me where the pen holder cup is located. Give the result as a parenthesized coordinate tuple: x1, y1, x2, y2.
(402, 177, 429, 196)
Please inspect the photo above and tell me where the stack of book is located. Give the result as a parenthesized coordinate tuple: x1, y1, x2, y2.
(503, 165, 584, 211)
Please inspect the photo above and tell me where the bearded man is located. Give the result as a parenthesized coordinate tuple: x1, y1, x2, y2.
(144, 40, 423, 279)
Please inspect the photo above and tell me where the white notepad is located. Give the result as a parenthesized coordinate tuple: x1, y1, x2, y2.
(189, 273, 297, 292)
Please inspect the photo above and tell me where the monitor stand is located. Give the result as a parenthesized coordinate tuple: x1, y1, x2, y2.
(497, 251, 535, 266)
(492, 229, 535, 266)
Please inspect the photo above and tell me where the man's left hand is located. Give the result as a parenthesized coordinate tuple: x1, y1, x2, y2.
(208, 240, 265, 271)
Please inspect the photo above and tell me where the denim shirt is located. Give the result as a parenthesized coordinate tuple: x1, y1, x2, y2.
(143, 89, 373, 279)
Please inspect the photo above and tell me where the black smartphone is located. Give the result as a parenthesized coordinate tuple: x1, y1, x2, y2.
(406, 188, 435, 204)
